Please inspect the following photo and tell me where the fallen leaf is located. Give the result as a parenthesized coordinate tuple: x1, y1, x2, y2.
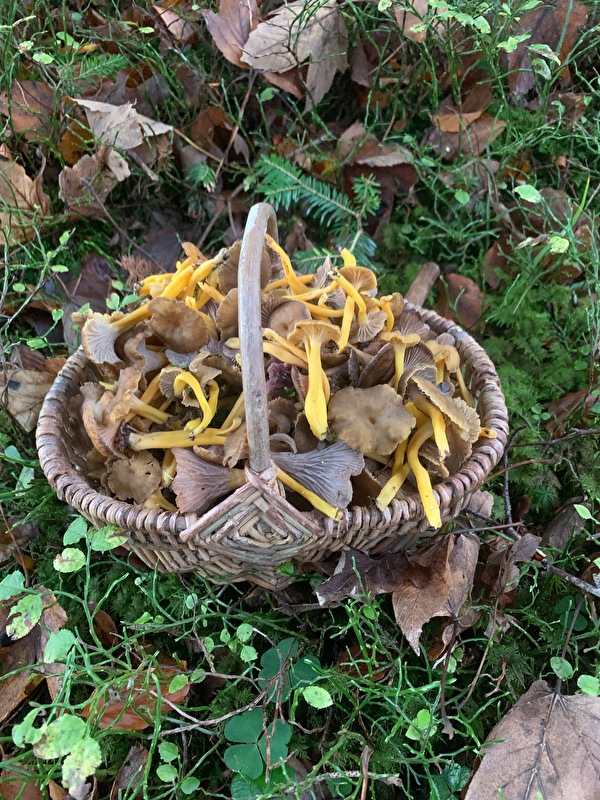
(546, 388, 597, 435)
(241, 1, 348, 108)
(0, 80, 55, 140)
(109, 743, 149, 800)
(0, 153, 51, 247)
(203, 0, 259, 68)
(481, 533, 541, 604)
(0, 590, 67, 724)
(88, 603, 119, 649)
(542, 499, 588, 550)
(465, 680, 600, 799)
(73, 98, 172, 151)
(436, 273, 483, 329)
(393, 0, 432, 44)
(0, 367, 55, 432)
(152, 5, 198, 47)
(58, 148, 128, 218)
(424, 113, 506, 160)
(0, 519, 38, 566)
(505, 0, 588, 97)
(464, 489, 495, 518)
(0, 770, 43, 800)
(315, 548, 413, 604)
(392, 534, 480, 654)
(83, 663, 190, 731)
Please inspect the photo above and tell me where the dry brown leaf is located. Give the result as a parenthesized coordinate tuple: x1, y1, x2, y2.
(481, 533, 541, 604)
(392, 534, 479, 654)
(392, 0, 429, 43)
(542, 499, 588, 550)
(0, 368, 55, 432)
(424, 113, 506, 160)
(0, 591, 67, 724)
(0, 770, 43, 800)
(0, 80, 55, 141)
(58, 148, 128, 218)
(0, 519, 38, 565)
(203, 0, 259, 68)
(83, 663, 190, 731)
(0, 153, 51, 247)
(315, 548, 414, 604)
(73, 99, 172, 151)
(152, 5, 198, 47)
(241, 1, 348, 108)
(505, 0, 588, 97)
(436, 273, 483, 330)
(109, 743, 149, 800)
(465, 680, 600, 799)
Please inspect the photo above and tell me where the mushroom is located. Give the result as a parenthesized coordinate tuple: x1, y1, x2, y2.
(272, 441, 364, 509)
(327, 385, 415, 456)
(335, 265, 377, 326)
(349, 308, 388, 344)
(80, 383, 124, 459)
(379, 330, 422, 391)
(147, 297, 208, 353)
(106, 452, 162, 504)
(356, 342, 395, 388)
(375, 439, 411, 511)
(265, 235, 308, 296)
(287, 320, 340, 440)
(264, 299, 311, 338)
(397, 343, 437, 397)
(171, 448, 246, 513)
(127, 417, 240, 451)
(122, 327, 168, 379)
(410, 374, 480, 457)
(406, 420, 442, 528)
(425, 339, 461, 385)
(217, 241, 273, 294)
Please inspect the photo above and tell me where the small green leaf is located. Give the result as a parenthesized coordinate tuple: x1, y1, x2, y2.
(12, 709, 43, 747)
(577, 674, 600, 696)
(54, 548, 86, 573)
(551, 657, 574, 680)
(33, 51, 54, 64)
(257, 720, 292, 765)
(514, 184, 542, 204)
(378, 0, 392, 9)
(302, 685, 333, 709)
(168, 674, 189, 694)
(89, 525, 128, 552)
(0, 570, 25, 601)
(574, 504, 592, 520)
(157, 764, 178, 782)
(34, 715, 86, 759)
(240, 645, 258, 663)
(224, 709, 263, 743)
(406, 709, 434, 740)
(63, 516, 88, 545)
(62, 738, 102, 794)
(224, 744, 264, 778)
(7, 593, 43, 639)
(159, 741, 179, 763)
(44, 630, 76, 663)
(180, 776, 200, 794)
(454, 189, 470, 205)
(236, 623, 253, 643)
(548, 235, 569, 253)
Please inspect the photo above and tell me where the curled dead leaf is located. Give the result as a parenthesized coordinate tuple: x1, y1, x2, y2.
(0, 153, 51, 247)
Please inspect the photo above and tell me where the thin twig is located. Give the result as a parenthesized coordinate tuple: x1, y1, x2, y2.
(196, 182, 245, 251)
(214, 72, 257, 183)
(509, 428, 600, 449)
(488, 455, 560, 480)
(554, 595, 583, 695)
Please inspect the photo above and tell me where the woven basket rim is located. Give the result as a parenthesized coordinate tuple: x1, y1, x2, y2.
(36, 303, 508, 541)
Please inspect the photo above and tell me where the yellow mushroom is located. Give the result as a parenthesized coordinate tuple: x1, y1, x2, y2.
(380, 331, 421, 391)
(265, 235, 309, 296)
(287, 321, 340, 440)
(274, 466, 342, 521)
(406, 420, 442, 528)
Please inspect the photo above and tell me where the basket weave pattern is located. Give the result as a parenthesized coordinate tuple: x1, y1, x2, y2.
(37, 206, 508, 587)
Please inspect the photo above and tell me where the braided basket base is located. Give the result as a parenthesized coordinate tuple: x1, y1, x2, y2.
(37, 304, 508, 588)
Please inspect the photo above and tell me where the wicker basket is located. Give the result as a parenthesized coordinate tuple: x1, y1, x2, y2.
(36, 204, 508, 588)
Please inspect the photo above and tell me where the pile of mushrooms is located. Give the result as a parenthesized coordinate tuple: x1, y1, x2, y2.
(71, 239, 493, 528)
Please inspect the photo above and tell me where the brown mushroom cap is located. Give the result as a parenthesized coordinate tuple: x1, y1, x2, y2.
(122, 327, 168, 377)
(339, 266, 377, 294)
(328, 385, 416, 455)
(398, 343, 437, 396)
(81, 312, 122, 365)
(265, 300, 311, 339)
(80, 383, 122, 458)
(103, 366, 142, 424)
(106, 452, 162, 504)
(216, 288, 239, 340)
(217, 240, 273, 294)
(357, 342, 395, 388)
(350, 309, 388, 343)
(394, 308, 433, 339)
(271, 441, 364, 508)
(147, 296, 208, 353)
(171, 448, 246, 513)
(411, 374, 479, 433)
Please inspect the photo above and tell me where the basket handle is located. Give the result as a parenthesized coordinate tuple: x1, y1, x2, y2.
(238, 203, 279, 474)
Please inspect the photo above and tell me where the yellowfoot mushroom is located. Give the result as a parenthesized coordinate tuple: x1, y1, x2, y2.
(327, 385, 415, 456)
(147, 296, 209, 354)
(287, 321, 341, 440)
(106, 452, 162, 504)
(171, 448, 246, 513)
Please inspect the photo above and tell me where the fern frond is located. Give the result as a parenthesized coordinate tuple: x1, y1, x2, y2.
(255, 154, 358, 228)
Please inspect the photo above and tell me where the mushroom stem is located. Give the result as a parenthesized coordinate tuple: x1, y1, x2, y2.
(406, 420, 442, 528)
(196, 281, 225, 304)
(292, 301, 344, 319)
(333, 271, 368, 324)
(186, 249, 228, 294)
(143, 490, 178, 512)
(284, 283, 339, 303)
(274, 466, 342, 520)
(265, 235, 308, 295)
(161, 451, 177, 487)
(128, 426, 231, 450)
(404, 401, 428, 427)
(173, 373, 214, 428)
(304, 341, 329, 440)
(264, 274, 313, 293)
(128, 396, 171, 424)
(412, 395, 450, 459)
(454, 367, 475, 407)
(340, 248, 356, 267)
(221, 392, 245, 429)
(262, 342, 307, 369)
(391, 344, 408, 392)
(189, 380, 220, 437)
(379, 296, 395, 332)
(263, 329, 308, 363)
(337, 295, 355, 353)
(139, 373, 162, 405)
